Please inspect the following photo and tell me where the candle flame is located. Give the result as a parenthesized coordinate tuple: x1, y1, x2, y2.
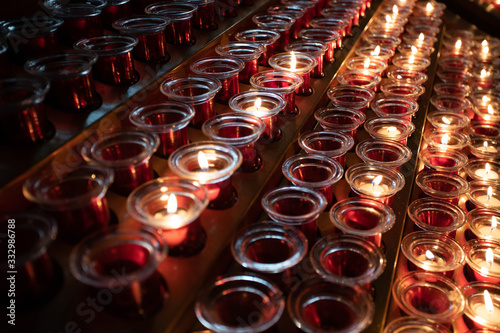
(372, 175, 383, 187)
(486, 248, 494, 268)
(198, 151, 210, 172)
(426, 2, 434, 11)
(409, 54, 415, 64)
(387, 126, 398, 134)
(254, 97, 262, 112)
(442, 116, 452, 125)
(483, 95, 491, 103)
(441, 133, 451, 145)
(481, 69, 489, 78)
(485, 163, 492, 176)
(411, 45, 418, 54)
(488, 104, 494, 115)
(290, 51, 296, 71)
(492, 216, 497, 233)
(385, 14, 392, 23)
(393, 5, 399, 14)
(166, 193, 178, 214)
(425, 250, 435, 261)
(371, 45, 381, 56)
(455, 40, 462, 50)
(482, 39, 489, 47)
(485, 290, 494, 314)
(418, 33, 425, 42)
(487, 185, 493, 201)
(364, 58, 371, 70)
(483, 46, 490, 55)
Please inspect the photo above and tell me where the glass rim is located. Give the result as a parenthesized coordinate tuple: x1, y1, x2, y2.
(314, 106, 367, 132)
(461, 281, 500, 331)
(426, 110, 470, 130)
(298, 130, 355, 158)
(464, 239, 500, 278)
(285, 40, 329, 56)
(160, 75, 222, 103)
(364, 117, 416, 139)
(1, 17, 64, 36)
(432, 81, 472, 97)
(345, 163, 406, 197)
(298, 28, 341, 41)
(381, 81, 425, 98)
(0, 76, 50, 108)
(383, 316, 450, 333)
(201, 113, 265, 146)
(234, 29, 281, 45)
(327, 84, 376, 108)
(282, 153, 344, 188)
(423, 128, 471, 150)
(371, 97, 419, 118)
(112, 15, 171, 34)
(430, 94, 471, 112)
(467, 180, 500, 209)
(249, 70, 304, 94)
(464, 158, 500, 183)
(415, 170, 470, 198)
(145, 2, 198, 21)
(468, 137, 500, 159)
(215, 42, 265, 60)
(268, 52, 318, 74)
(24, 51, 98, 78)
(355, 138, 412, 168)
(408, 198, 466, 232)
(466, 207, 500, 241)
(392, 54, 432, 69)
(337, 71, 382, 89)
(252, 13, 296, 30)
(129, 101, 195, 132)
(468, 121, 500, 139)
(418, 146, 469, 172)
(74, 35, 138, 56)
(229, 90, 287, 117)
(190, 56, 245, 79)
(44, 0, 106, 17)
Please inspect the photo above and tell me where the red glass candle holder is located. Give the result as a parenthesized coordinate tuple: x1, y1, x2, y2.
(285, 40, 328, 79)
(298, 28, 341, 63)
(190, 56, 244, 105)
(337, 70, 382, 92)
(392, 54, 432, 72)
(314, 106, 366, 139)
(267, 5, 305, 39)
(102, 0, 132, 28)
(355, 45, 395, 65)
(383, 317, 450, 333)
(397, 42, 435, 58)
(145, 2, 197, 45)
(468, 138, 500, 159)
(380, 82, 425, 101)
(464, 240, 500, 284)
(465, 159, 500, 183)
(252, 14, 295, 52)
(0, 213, 61, 309)
(287, 277, 375, 333)
(320, 7, 357, 34)
(326, 3, 361, 25)
(129, 101, 194, 158)
(281, 0, 316, 26)
(268, 51, 317, 96)
(470, 92, 500, 122)
(215, 42, 265, 83)
(346, 57, 388, 77)
(467, 208, 500, 242)
(43, 0, 106, 44)
(392, 271, 465, 324)
(112, 16, 170, 63)
(418, 147, 468, 174)
(69, 226, 168, 318)
(468, 121, 500, 139)
(426, 110, 470, 132)
(433, 82, 472, 98)
(408, 198, 466, 236)
(467, 181, 500, 210)
(24, 51, 101, 112)
(298, 130, 354, 168)
(368, 23, 405, 38)
(415, 171, 469, 204)
(0, 17, 63, 63)
(401, 231, 466, 278)
(127, 177, 209, 257)
(364, 33, 401, 51)
(74, 35, 139, 86)
(261, 186, 327, 244)
(234, 29, 281, 66)
(168, 141, 242, 210)
(408, 15, 443, 27)
(330, 0, 367, 16)
(439, 57, 474, 72)
(371, 96, 419, 121)
(249, 70, 302, 117)
(430, 94, 472, 114)
(423, 128, 470, 151)
(231, 222, 308, 292)
(282, 153, 343, 207)
(195, 274, 284, 333)
(402, 33, 438, 48)
(443, 28, 473, 42)
(356, 139, 412, 169)
(310, 17, 349, 40)
(160, 75, 221, 129)
(471, 67, 500, 90)
(462, 282, 500, 330)
(436, 68, 472, 84)
(345, 163, 405, 207)
(311, 233, 386, 289)
(327, 84, 375, 112)
(0, 77, 54, 144)
(23, 165, 113, 243)
(184, 0, 216, 31)
(364, 117, 415, 144)
(406, 24, 440, 37)
(202, 113, 265, 173)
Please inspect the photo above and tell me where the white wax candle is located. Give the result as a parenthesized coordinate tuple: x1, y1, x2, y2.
(475, 258, 500, 274)
(358, 181, 390, 196)
(473, 303, 500, 325)
(475, 168, 500, 180)
(477, 144, 498, 154)
(376, 126, 401, 138)
(415, 253, 446, 267)
(475, 195, 500, 208)
(476, 225, 500, 239)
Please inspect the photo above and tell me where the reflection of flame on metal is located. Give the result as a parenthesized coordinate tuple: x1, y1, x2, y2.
(198, 151, 210, 172)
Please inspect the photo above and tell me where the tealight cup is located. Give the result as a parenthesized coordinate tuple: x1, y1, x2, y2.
(145, 2, 197, 45)
(252, 14, 295, 52)
(355, 139, 412, 170)
(371, 97, 419, 121)
(464, 159, 500, 183)
(364, 117, 415, 145)
(327, 85, 375, 112)
(215, 42, 265, 83)
(285, 40, 328, 78)
(298, 130, 354, 168)
(408, 198, 466, 237)
(383, 317, 451, 333)
(461, 282, 500, 331)
(314, 107, 366, 139)
(415, 171, 469, 204)
(467, 181, 500, 210)
(463, 240, 500, 284)
(268, 52, 317, 96)
(466, 208, 500, 242)
(298, 28, 341, 63)
(418, 147, 468, 174)
(423, 128, 470, 151)
(337, 70, 382, 92)
(234, 29, 281, 66)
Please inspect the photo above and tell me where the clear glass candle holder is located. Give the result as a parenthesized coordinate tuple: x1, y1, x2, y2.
(423, 128, 470, 151)
(433, 82, 472, 98)
(43, 0, 106, 44)
(436, 68, 473, 84)
(0, 77, 54, 144)
(468, 121, 500, 139)
(160, 75, 221, 129)
(430, 94, 471, 114)
(215, 42, 265, 83)
(24, 51, 101, 112)
(298, 28, 341, 63)
(402, 33, 438, 47)
(183, 0, 216, 31)
(252, 14, 295, 52)
(467, 181, 500, 210)
(364, 33, 401, 51)
(401, 231, 466, 279)
(231, 222, 308, 292)
(168, 141, 242, 210)
(439, 57, 474, 72)
(234, 29, 281, 66)
(314, 106, 366, 139)
(408, 198, 466, 236)
(74, 35, 139, 86)
(337, 70, 382, 92)
(355, 45, 395, 65)
(368, 23, 405, 38)
(355, 139, 412, 169)
(371, 96, 419, 121)
(418, 147, 468, 174)
(310, 17, 349, 39)
(345, 163, 405, 207)
(471, 67, 500, 90)
(396, 43, 435, 57)
(282, 0, 316, 25)
(408, 15, 442, 27)
(346, 57, 388, 77)
(268, 51, 317, 96)
(462, 282, 500, 331)
(267, 5, 305, 39)
(415, 171, 469, 204)
(127, 177, 209, 257)
(392, 54, 432, 72)
(392, 271, 465, 324)
(464, 240, 500, 284)
(364, 117, 415, 145)
(261, 186, 327, 245)
(320, 7, 357, 34)
(145, 2, 197, 45)
(468, 138, 500, 159)
(0, 17, 63, 63)
(287, 277, 375, 333)
(0, 213, 60, 309)
(249, 70, 302, 117)
(464, 159, 500, 183)
(112, 16, 171, 63)
(426, 110, 470, 131)
(327, 84, 375, 112)
(129, 101, 194, 158)
(285, 40, 328, 79)
(467, 208, 500, 242)
(406, 24, 440, 37)
(470, 93, 500, 122)
(383, 317, 451, 333)
(202, 113, 265, 173)
(69, 226, 168, 318)
(298, 130, 354, 168)
(310, 234, 386, 287)
(282, 153, 343, 207)
(195, 274, 285, 333)
(190, 56, 245, 105)
(380, 82, 425, 101)
(23, 165, 113, 243)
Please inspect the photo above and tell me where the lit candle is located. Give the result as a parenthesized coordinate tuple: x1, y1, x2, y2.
(441, 133, 450, 146)
(473, 290, 500, 325)
(377, 126, 401, 138)
(417, 33, 425, 47)
(476, 187, 500, 208)
(245, 97, 269, 114)
(153, 193, 189, 246)
(475, 163, 500, 180)
(425, 2, 434, 13)
(392, 5, 398, 16)
(455, 39, 462, 52)
(477, 217, 500, 239)
(290, 51, 297, 71)
(479, 141, 498, 154)
(359, 175, 389, 196)
(442, 116, 452, 125)
(477, 249, 500, 276)
(363, 57, 371, 71)
(371, 45, 381, 57)
(416, 250, 446, 268)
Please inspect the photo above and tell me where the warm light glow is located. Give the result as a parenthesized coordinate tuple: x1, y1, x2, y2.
(485, 290, 494, 314)
(486, 248, 494, 268)
(441, 133, 451, 145)
(371, 45, 381, 56)
(488, 104, 494, 115)
(385, 14, 392, 23)
(455, 39, 462, 50)
(425, 250, 435, 261)
(483, 95, 492, 104)
(486, 163, 492, 177)
(481, 69, 490, 78)
(410, 46, 418, 55)
(387, 126, 398, 134)
(372, 175, 383, 187)
(492, 216, 498, 232)
(254, 97, 262, 112)
(442, 117, 452, 125)
(484, 141, 494, 153)
(426, 2, 434, 12)
(409, 54, 415, 64)
(393, 4, 399, 14)
(482, 39, 489, 47)
(483, 46, 490, 55)
(418, 33, 425, 42)
(198, 151, 210, 172)
(166, 194, 178, 214)
(363, 58, 371, 70)
(290, 51, 296, 71)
